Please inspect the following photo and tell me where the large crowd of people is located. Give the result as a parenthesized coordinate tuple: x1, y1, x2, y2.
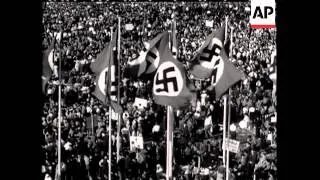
(41, 2, 277, 180)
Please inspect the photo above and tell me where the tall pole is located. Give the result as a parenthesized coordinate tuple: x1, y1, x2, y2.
(166, 20, 176, 180)
(166, 106, 174, 180)
(116, 16, 121, 163)
(225, 16, 231, 180)
(108, 27, 113, 180)
(222, 95, 227, 167)
(57, 31, 62, 180)
(226, 89, 231, 180)
(108, 106, 112, 180)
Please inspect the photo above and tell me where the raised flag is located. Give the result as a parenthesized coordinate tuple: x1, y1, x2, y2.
(189, 24, 226, 79)
(208, 44, 242, 99)
(189, 24, 242, 99)
(125, 32, 167, 79)
(90, 29, 122, 113)
(153, 32, 196, 108)
(42, 41, 55, 94)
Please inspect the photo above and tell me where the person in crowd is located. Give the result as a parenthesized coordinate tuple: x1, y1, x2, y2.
(42, 1, 276, 179)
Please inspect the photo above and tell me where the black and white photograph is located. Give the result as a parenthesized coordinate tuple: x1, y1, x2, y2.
(41, 1, 277, 180)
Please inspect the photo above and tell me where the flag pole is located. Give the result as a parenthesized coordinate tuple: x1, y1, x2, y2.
(57, 31, 62, 180)
(108, 27, 113, 180)
(166, 105, 173, 180)
(116, 16, 121, 163)
(108, 106, 112, 180)
(166, 20, 176, 180)
(226, 88, 231, 180)
(225, 16, 231, 180)
(222, 95, 227, 167)
(222, 16, 229, 169)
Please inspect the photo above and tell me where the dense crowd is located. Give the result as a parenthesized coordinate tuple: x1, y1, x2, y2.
(41, 2, 277, 180)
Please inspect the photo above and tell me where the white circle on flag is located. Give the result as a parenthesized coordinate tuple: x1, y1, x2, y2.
(98, 67, 108, 95)
(153, 61, 183, 96)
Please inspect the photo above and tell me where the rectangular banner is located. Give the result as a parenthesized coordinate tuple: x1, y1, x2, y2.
(222, 138, 240, 153)
(129, 136, 144, 151)
(125, 23, 134, 31)
(133, 97, 148, 110)
(205, 20, 213, 27)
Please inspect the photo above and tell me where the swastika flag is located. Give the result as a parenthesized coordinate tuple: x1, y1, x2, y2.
(125, 32, 167, 79)
(153, 32, 196, 108)
(90, 29, 122, 113)
(189, 24, 226, 79)
(189, 23, 242, 99)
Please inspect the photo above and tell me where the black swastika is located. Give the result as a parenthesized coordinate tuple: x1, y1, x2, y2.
(146, 49, 158, 70)
(211, 59, 221, 84)
(155, 67, 178, 93)
(200, 43, 222, 62)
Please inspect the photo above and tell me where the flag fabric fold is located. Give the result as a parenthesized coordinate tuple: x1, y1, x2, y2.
(189, 24, 226, 80)
(152, 32, 196, 108)
(189, 23, 242, 99)
(125, 32, 167, 79)
(90, 29, 122, 113)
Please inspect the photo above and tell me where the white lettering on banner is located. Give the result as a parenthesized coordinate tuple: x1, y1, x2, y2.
(222, 138, 240, 154)
(153, 61, 183, 96)
(250, 0, 276, 28)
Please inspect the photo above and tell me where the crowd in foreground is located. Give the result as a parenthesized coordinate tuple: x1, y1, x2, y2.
(41, 2, 277, 180)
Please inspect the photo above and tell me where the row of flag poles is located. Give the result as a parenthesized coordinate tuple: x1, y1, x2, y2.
(42, 15, 243, 179)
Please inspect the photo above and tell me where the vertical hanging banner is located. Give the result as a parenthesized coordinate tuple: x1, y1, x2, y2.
(250, 0, 276, 28)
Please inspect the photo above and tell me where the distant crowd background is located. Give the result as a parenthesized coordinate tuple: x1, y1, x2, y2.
(41, 2, 277, 180)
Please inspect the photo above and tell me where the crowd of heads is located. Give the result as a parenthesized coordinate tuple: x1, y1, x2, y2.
(42, 2, 277, 180)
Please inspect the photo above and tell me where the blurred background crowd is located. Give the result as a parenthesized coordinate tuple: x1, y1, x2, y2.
(41, 1, 277, 180)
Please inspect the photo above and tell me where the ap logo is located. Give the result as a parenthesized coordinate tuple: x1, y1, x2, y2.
(250, 0, 276, 28)
(153, 61, 183, 96)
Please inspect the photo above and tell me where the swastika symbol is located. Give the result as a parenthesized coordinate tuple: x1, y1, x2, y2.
(153, 61, 183, 96)
(200, 43, 222, 62)
(155, 67, 178, 93)
(211, 59, 221, 84)
(199, 38, 223, 69)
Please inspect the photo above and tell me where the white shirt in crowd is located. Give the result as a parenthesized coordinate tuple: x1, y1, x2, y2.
(201, 92, 208, 106)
